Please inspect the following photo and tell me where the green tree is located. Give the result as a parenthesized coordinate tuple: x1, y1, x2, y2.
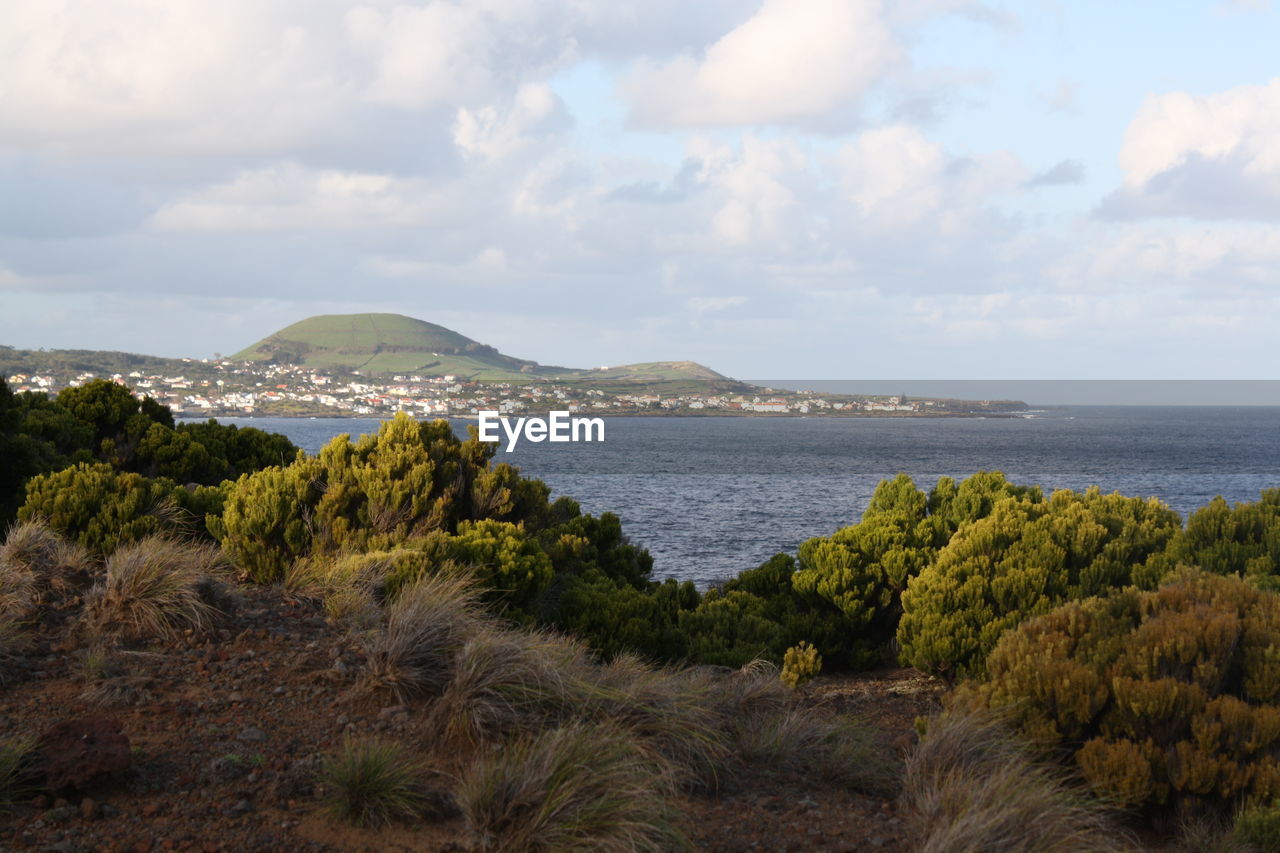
(898, 487, 1182, 678)
(210, 414, 560, 582)
(791, 472, 1040, 668)
(19, 462, 224, 554)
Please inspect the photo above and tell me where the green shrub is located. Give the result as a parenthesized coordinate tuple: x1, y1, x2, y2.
(898, 487, 1182, 678)
(321, 738, 431, 827)
(546, 571, 694, 662)
(456, 723, 690, 853)
(1236, 801, 1280, 853)
(210, 414, 555, 582)
(780, 641, 821, 689)
(1162, 490, 1280, 583)
(952, 571, 1280, 815)
(19, 463, 224, 555)
(678, 587, 787, 668)
(790, 472, 1039, 668)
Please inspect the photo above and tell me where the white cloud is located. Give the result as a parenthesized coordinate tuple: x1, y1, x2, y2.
(453, 83, 568, 161)
(1104, 79, 1280, 219)
(623, 0, 903, 129)
(0, 1, 356, 155)
(1054, 222, 1280, 293)
(148, 162, 469, 231)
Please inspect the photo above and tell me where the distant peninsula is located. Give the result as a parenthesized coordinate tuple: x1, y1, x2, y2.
(2, 313, 1027, 418)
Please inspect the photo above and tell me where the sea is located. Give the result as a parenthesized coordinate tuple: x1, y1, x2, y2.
(187, 408, 1280, 588)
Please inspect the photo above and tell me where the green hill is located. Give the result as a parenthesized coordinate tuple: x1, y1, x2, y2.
(231, 313, 726, 381)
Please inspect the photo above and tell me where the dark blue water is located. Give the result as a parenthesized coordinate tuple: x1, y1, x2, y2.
(193, 408, 1280, 586)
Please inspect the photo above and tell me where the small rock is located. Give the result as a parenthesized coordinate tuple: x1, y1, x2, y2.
(228, 692, 245, 704)
(229, 799, 253, 815)
(31, 793, 51, 809)
(46, 805, 77, 824)
(80, 797, 99, 820)
(378, 705, 408, 721)
(237, 726, 267, 743)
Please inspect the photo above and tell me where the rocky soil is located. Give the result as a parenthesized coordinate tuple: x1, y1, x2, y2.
(0, 584, 945, 852)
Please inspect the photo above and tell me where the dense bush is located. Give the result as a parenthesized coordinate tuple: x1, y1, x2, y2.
(0, 378, 298, 526)
(674, 553, 854, 668)
(19, 463, 225, 554)
(897, 487, 1182, 678)
(790, 471, 1039, 667)
(1161, 490, 1280, 584)
(210, 414, 553, 582)
(952, 571, 1280, 815)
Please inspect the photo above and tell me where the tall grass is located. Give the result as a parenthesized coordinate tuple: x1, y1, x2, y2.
(358, 569, 482, 702)
(0, 520, 92, 611)
(576, 655, 730, 792)
(80, 537, 226, 641)
(0, 735, 38, 813)
(456, 723, 691, 853)
(428, 627, 582, 746)
(322, 738, 431, 827)
(902, 711, 1136, 853)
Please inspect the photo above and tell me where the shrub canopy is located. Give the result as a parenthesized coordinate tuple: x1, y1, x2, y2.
(954, 571, 1280, 814)
(897, 487, 1182, 678)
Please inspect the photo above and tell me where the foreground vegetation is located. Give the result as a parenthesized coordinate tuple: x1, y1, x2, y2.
(6, 375, 1280, 848)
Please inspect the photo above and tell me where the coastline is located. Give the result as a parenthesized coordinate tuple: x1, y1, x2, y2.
(177, 408, 1030, 421)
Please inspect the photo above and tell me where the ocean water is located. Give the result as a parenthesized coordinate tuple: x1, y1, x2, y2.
(196, 408, 1280, 587)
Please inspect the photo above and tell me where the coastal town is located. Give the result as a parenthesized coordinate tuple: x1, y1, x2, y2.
(5, 359, 1024, 418)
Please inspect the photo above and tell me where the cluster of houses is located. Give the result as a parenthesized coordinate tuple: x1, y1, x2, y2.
(7, 362, 960, 419)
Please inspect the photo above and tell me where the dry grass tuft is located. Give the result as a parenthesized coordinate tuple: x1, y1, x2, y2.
(321, 738, 433, 827)
(80, 537, 227, 642)
(0, 735, 38, 813)
(456, 723, 691, 853)
(707, 660, 899, 795)
(0, 520, 92, 614)
(902, 711, 1136, 853)
(0, 568, 35, 623)
(577, 655, 730, 792)
(428, 626, 581, 747)
(358, 570, 483, 703)
(732, 706, 899, 795)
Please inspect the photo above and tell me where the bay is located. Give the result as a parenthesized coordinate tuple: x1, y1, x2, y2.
(192, 408, 1280, 587)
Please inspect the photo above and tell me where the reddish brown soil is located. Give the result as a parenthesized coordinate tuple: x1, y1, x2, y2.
(0, 586, 945, 852)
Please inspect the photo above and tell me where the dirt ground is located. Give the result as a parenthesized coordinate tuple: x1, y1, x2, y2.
(0, 585, 946, 852)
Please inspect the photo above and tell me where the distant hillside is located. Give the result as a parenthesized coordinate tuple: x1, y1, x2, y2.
(231, 313, 726, 381)
(575, 361, 727, 382)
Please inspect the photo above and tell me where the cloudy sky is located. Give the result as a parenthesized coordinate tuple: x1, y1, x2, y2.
(2, 0, 1279, 378)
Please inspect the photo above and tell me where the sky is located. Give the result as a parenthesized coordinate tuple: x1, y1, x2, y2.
(2, 0, 1279, 379)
